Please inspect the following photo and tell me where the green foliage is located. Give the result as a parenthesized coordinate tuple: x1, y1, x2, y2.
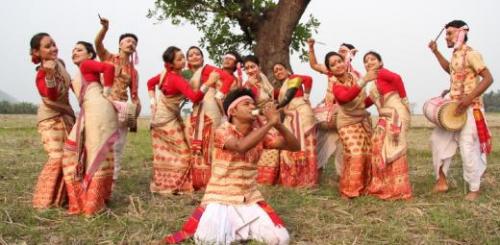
(148, 0, 319, 64)
(291, 14, 320, 61)
(0, 101, 37, 114)
(484, 89, 500, 112)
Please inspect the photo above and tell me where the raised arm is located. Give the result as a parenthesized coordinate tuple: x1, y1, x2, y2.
(223, 122, 275, 154)
(271, 123, 301, 151)
(80, 60, 115, 87)
(172, 71, 216, 103)
(428, 40, 450, 74)
(36, 62, 59, 101)
(307, 38, 329, 75)
(264, 103, 300, 151)
(95, 17, 111, 61)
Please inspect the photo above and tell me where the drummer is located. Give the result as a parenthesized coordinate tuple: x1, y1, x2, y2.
(428, 20, 494, 201)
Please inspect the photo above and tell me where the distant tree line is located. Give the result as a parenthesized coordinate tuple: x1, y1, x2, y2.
(484, 90, 500, 112)
(0, 101, 38, 114)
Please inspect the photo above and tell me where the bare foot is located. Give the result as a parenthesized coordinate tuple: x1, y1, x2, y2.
(433, 167, 448, 193)
(432, 180, 448, 193)
(465, 191, 480, 201)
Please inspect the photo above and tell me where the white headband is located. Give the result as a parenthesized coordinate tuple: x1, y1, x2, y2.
(227, 95, 254, 120)
(224, 54, 237, 61)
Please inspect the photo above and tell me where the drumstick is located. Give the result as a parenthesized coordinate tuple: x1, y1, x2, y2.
(434, 27, 445, 42)
(98, 13, 103, 21)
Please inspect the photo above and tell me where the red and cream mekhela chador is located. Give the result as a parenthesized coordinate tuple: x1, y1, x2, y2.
(99, 48, 139, 182)
(148, 66, 208, 194)
(278, 74, 318, 187)
(184, 64, 235, 190)
(32, 60, 75, 209)
(164, 121, 289, 245)
(245, 73, 281, 185)
(62, 60, 119, 216)
(332, 72, 372, 198)
(431, 44, 491, 192)
(365, 68, 412, 200)
(314, 72, 343, 176)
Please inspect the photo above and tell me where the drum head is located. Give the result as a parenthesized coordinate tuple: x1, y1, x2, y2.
(438, 102, 467, 131)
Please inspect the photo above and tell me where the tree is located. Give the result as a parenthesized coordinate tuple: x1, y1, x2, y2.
(0, 101, 38, 114)
(148, 0, 319, 77)
(484, 89, 500, 112)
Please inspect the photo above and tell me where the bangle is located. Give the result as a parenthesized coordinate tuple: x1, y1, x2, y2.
(200, 84, 209, 93)
(45, 78, 57, 88)
(401, 97, 409, 105)
(215, 91, 224, 99)
(103, 87, 112, 96)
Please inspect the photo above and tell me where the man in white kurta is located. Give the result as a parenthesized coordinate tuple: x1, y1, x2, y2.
(428, 20, 493, 200)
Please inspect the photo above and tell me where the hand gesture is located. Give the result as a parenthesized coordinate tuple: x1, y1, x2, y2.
(455, 96, 472, 116)
(363, 69, 378, 83)
(206, 71, 219, 87)
(42, 60, 57, 78)
(263, 102, 280, 126)
(100, 17, 109, 30)
(428, 40, 438, 53)
(247, 75, 259, 87)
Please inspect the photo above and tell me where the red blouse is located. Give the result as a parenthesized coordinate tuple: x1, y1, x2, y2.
(147, 70, 204, 103)
(376, 68, 407, 98)
(80, 59, 115, 87)
(200, 64, 235, 95)
(36, 69, 59, 101)
(332, 82, 372, 107)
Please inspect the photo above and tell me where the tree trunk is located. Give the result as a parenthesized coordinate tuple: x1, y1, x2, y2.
(253, 0, 311, 82)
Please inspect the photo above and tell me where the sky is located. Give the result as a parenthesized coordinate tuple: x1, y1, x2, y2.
(1, 0, 499, 114)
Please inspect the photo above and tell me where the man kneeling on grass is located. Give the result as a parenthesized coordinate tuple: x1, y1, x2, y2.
(164, 88, 300, 245)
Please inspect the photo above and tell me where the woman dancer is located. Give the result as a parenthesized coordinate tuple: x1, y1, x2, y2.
(148, 46, 217, 194)
(272, 63, 318, 187)
(328, 52, 376, 198)
(30, 33, 75, 209)
(363, 51, 412, 200)
(183, 46, 235, 190)
(62, 41, 119, 216)
(243, 55, 280, 185)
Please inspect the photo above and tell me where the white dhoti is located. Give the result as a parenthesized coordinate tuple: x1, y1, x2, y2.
(431, 107, 487, 192)
(113, 124, 128, 181)
(194, 203, 289, 245)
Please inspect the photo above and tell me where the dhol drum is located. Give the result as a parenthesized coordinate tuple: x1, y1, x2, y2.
(314, 103, 338, 130)
(423, 96, 467, 131)
(112, 101, 141, 132)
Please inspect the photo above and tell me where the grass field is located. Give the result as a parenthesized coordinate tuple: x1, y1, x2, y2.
(0, 114, 499, 244)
